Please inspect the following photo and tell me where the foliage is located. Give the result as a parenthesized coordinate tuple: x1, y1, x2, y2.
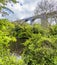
(0, 0, 17, 17)
(21, 24, 57, 65)
(0, 0, 16, 4)
(0, 19, 26, 65)
(0, 19, 57, 65)
(23, 34, 57, 65)
(49, 25, 57, 35)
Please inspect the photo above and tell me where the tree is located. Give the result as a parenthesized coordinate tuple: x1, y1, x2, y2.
(34, 0, 55, 15)
(34, 0, 56, 27)
(0, 0, 17, 16)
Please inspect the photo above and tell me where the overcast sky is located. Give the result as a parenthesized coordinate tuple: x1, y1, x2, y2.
(0, 0, 57, 21)
(4, 0, 40, 21)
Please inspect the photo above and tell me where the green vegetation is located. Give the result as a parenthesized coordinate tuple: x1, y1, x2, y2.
(0, 19, 57, 65)
(0, 0, 17, 16)
(0, 19, 25, 65)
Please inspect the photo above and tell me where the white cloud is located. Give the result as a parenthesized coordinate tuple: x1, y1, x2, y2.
(4, 0, 39, 20)
(1, 0, 57, 21)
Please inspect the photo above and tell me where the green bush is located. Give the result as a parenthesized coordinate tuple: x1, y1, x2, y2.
(22, 30, 57, 65)
(49, 25, 57, 35)
(0, 19, 26, 65)
(0, 19, 57, 65)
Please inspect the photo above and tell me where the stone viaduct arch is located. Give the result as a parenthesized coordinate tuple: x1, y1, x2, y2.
(15, 11, 57, 27)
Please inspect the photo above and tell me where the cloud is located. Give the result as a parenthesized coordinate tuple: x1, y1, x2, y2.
(4, 0, 39, 21)
(1, 0, 57, 21)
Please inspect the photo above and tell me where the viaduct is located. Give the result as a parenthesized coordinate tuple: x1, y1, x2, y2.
(14, 11, 57, 27)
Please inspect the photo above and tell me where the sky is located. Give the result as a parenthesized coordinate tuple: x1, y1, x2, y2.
(0, 0, 57, 21)
(3, 0, 40, 21)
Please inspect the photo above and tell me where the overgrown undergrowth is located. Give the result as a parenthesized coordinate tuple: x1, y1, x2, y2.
(0, 19, 57, 65)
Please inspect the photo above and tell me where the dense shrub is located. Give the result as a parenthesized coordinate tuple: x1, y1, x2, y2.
(0, 19, 26, 65)
(23, 33, 57, 65)
(0, 19, 57, 65)
(49, 25, 57, 35)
